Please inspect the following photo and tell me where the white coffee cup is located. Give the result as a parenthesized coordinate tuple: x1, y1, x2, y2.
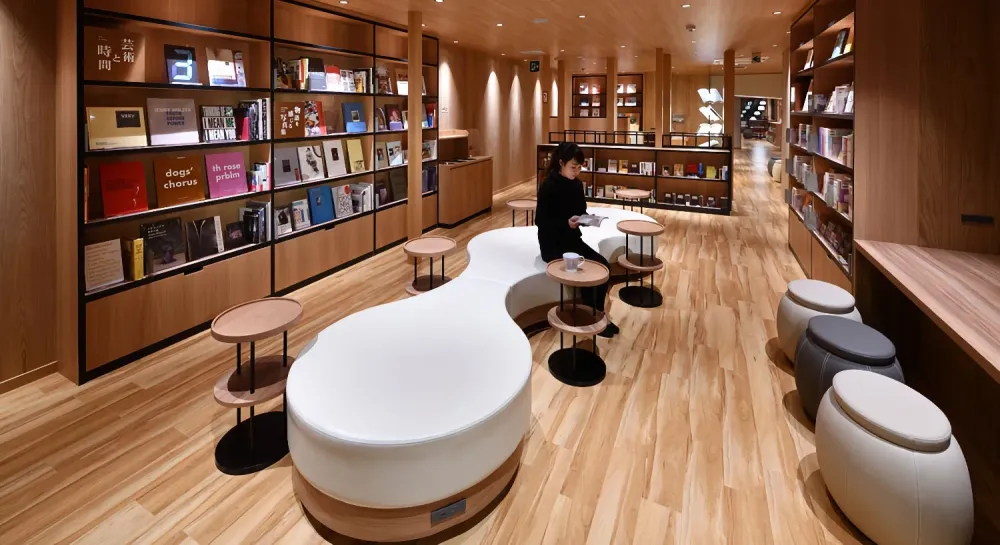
(563, 252, 585, 272)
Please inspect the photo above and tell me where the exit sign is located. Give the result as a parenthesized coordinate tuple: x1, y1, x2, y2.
(529, 60, 540, 72)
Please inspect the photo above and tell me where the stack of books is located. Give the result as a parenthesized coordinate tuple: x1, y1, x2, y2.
(818, 128, 853, 163)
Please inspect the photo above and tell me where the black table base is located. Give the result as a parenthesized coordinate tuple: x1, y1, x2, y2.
(215, 411, 289, 475)
(618, 285, 663, 308)
(548, 348, 606, 387)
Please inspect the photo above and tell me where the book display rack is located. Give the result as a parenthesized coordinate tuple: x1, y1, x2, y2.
(572, 74, 607, 119)
(549, 130, 656, 147)
(615, 73, 644, 132)
(537, 132, 733, 216)
(786, 0, 855, 293)
(77, 0, 440, 382)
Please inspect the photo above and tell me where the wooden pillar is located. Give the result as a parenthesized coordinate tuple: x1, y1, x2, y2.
(56, 0, 79, 383)
(556, 59, 567, 132)
(781, 48, 791, 188)
(406, 10, 423, 240)
(723, 49, 736, 137)
(540, 55, 552, 143)
(653, 48, 664, 146)
(606, 56, 618, 133)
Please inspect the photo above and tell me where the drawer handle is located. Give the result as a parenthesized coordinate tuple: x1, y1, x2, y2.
(185, 265, 205, 276)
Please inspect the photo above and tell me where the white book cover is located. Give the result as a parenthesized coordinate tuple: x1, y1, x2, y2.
(84, 239, 125, 291)
(386, 140, 404, 166)
(274, 147, 301, 187)
(322, 140, 348, 177)
(375, 143, 389, 169)
(333, 184, 354, 218)
(395, 69, 409, 95)
(206, 48, 238, 86)
(146, 98, 200, 146)
(291, 199, 311, 230)
(297, 145, 325, 181)
(274, 206, 294, 236)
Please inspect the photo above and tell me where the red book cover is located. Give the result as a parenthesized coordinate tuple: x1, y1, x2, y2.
(685, 162, 699, 176)
(100, 161, 149, 217)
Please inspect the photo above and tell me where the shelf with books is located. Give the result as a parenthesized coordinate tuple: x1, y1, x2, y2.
(794, 38, 815, 53)
(818, 51, 854, 71)
(272, 38, 372, 59)
(274, 209, 373, 244)
(790, 143, 854, 173)
(594, 171, 655, 179)
(82, 8, 272, 43)
(276, 131, 374, 144)
(273, 169, 374, 194)
(376, 127, 438, 135)
(274, 88, 374, 97)
(376, 158, 438, 173)
(372, 54, 439, 69)
(85, 139, 271, 157)
(812, 228, 851, 276)
(658, 174, 730, 183)
(808, 189, 853, 223)
(85, 189, 271, 228)
(83, 81, 272, 93)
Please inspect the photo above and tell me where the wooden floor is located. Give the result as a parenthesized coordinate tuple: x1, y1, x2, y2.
(0, 141, 870, 544)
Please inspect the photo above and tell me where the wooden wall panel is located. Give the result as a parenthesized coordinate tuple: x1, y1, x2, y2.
(84, 0, 270, 36)
(56, 0, 80, 383)
(788, 209, 812, 276)
(274, 1, 372, 53)
(0, 0, 58, 385)
(274, 215, 374, 291)
(810, 238, 852, 293)
(422, 193, 438, 229)
(671, 74, 706, 134)
(376, 204, 407, 249)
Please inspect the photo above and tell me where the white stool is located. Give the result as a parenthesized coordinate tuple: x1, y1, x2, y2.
(816, 371, 974, 545)
(776, 279, 861, 361)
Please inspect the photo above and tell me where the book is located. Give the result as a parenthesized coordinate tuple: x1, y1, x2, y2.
(831, 28, 849, 58)
(201, 105, 236, 142)
(84, 27, 144, 82)
(345, 138, 367, 172)
(341, 69, 356, 92)
(234, 52, 247, 87)
(84, 240, 125, 291)
(100, 161, 149, 217)
(325, 65, 342, 91)
(275, 205, 294, 237)
(206, 48, 239, 86)
(617, 83, 624, 94)
(395, 68, 409, 94)
(804, 49, 815, 70)
(153, 156, 206, 206)
(844, 27, 854, 54)
(86, 107, 147, 150)
(223, 222, 247, 250)
(333, 184, 355, 217)
(140, 218, 187, 273)
(617, 97, 624, 107)
(350, 182, 374, 213)
(186, 216, 224, 260)
(277, 102, 306, 138)
(374, 179, 390, 206)
(204, 151, 248, 197)
(307, 186, 335, 224)
(342, 102, 367, 133)
(577, 214, 607, 227)
(402, 111, 409, 129)
(304, 101, 326, 137)
(376, 66, 392, 94)
(307, 73, 327, 91)
(425, 104, 436, 128)
(706, 166, 718, 179)
(274, 147, 302, 186)
(242, 200, 271, 242)
(422, 140, 436, 160)
(386, 140, 404, 167)
(619, 160, 628, 174)
(375, 108, 388, 131)
(375, 145, 388, 169)
(579, 83, 589, 94)
(297, 145, 325, 181)
(686, 163, 699, 176)
(354, 70, 368, 93)
(322, 140, 348, 176)
(608, 160, 618, 172)
(625, 97, 638, 107)
(249, 162, 269, 192)
(146, 98, 199, 146)
(291, 199, 312, 230)
(389, 170, 407, 203)
(121, 238, 144, 281)
(627, 83, 637, 93)
(385, 104, 404, 130)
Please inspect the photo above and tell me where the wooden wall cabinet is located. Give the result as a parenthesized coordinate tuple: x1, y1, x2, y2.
(376, 203, 408, 249)
(275, 214, 375, 291)
(438, 157, 494, 226)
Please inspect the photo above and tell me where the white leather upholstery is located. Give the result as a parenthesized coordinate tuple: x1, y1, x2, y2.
(286, 207, 654, 509)
(788, 279, 855, 314)
(817, 371, 974, 545)
(776, 280, 862, 361)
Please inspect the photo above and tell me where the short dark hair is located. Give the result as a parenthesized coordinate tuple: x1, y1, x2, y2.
(547, 142, 585, 176)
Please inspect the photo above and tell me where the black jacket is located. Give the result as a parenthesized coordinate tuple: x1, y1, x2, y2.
(536, 171, 587, 257)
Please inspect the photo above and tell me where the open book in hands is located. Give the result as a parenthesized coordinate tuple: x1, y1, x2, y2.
(574, 214, 607, 227)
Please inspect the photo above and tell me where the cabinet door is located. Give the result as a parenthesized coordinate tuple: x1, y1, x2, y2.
(788, 208, 812, 277)
(811, 238, 853, 293)
(275, 214, 374, 291)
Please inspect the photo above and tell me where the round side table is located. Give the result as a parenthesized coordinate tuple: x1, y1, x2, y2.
(616, 220, 665, 308)
(506, 199, 537, 227)
(211, 297, 303, 475)
(545, 259, 610, 387)
(403, 236, 458, 296)
(613, 188, 652, 212)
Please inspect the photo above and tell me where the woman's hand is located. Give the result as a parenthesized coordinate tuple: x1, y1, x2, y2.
(568, 216, 581, 229)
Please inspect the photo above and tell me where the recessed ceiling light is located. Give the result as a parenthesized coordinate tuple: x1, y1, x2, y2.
(453, 40, 458, 43)
(681, 3, 691, 7)
(773, 10, 782, 15)
(773, 44, 778, 47)
(421, 23, 426, 27)
(435, 0, 443, 3)
(501, 53, 505, 56)
(496, 23, 503, 27)
(339, 0, 347, 4)
(620, 45, 626, 48)
(560, 49, 565, 52)
(634, 55, 639, 58)
(578, 14, 586, 18)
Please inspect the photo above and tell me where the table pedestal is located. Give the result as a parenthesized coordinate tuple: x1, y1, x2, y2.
(618, 232, 664, 309)
(547, 282, 608, 387)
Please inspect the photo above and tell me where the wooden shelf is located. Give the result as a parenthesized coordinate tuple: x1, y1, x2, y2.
(595, 171, 655, 179)
(811, 228, 851, 277)
(275, 210, 371, 243)
(274, 88, 374, 97)
(213, 355, 295, 408)
(85, 139, 268, 156)
(547, 306, 608, 336)
(276, 132, 374, 144)
(273, 170, 374, 194)
(83, 81, 271, 93)
(658, 174, 729, 183)
(272, 38, 371, 59)
(83, 7, 270, 42)
(86, 190, 270, 228)
(808, 189, 854, 223)
(818, 51, 854, 71)
(791, 111, 854, 120)
(790, 143, 854, 173)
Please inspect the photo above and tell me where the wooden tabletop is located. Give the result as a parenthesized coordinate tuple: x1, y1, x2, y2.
(857, 240, 1000, 382)
(614, 188, 652, 199)
(213, 355, 295, 408)
(617, 219, 665, 237)
(546, 259, 610, 287)
(506, 198, 537, 211)
(211, 298, 303, 343)
(617, 253, 665, 272)
(402, 236, 458, 258)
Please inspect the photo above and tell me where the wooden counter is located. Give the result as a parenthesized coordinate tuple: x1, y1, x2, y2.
(438, 156, 493, 227)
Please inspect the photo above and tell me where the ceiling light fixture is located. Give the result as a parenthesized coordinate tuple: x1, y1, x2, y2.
(421, 23, 426, 27)
(681, 3, 691, 7)
(501, 53, 505, 56)
(435, 0, 443, 3)
(453, 40, 458, 43)
(560, 49, 565, 52)
(496, 23, 503, 27)
(578, 14, 586, 18)
(620, 45, 626, 48)
(634, 55, 639, 58)
(773, 10, 782, 15)
(339, 0, 347, 3)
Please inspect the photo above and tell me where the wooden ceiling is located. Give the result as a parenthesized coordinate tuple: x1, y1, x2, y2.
(319, 0, 808, 74)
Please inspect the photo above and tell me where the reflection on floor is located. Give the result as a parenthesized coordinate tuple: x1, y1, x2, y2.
(0, 141, 867, 544)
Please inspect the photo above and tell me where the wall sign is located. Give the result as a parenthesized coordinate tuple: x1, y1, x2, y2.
(529, 60, 540, 73)
(165, 45, 201, 85)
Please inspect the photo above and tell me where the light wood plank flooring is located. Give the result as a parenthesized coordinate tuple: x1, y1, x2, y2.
(0, 141, 869, 544)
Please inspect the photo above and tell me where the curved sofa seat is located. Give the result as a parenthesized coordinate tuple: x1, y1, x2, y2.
(286, 206, 656, 510)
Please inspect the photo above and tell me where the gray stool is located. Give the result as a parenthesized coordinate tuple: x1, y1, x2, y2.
(795, 315, 904, 422)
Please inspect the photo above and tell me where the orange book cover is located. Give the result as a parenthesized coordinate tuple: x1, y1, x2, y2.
(153, 156, 207, 207)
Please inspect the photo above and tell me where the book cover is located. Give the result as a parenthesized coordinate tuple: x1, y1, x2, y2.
(376, 66, 392, 94)
(578, 83, 588, 94)
(831, 29, 849, 58)
(146, 98, 199, 146)
(291, 199, 312, 230)
(140, 217, 187, 273)
(386, 141, 403, 167)
(706, 166, 718, 179)
(341, 102, 367, 133)
(385, 104, 403, 130)
(297, 145, 325, 181)
(375, 108, 388, 131)
(322, 140, 348, 176)
(341, 69, 355, 92)
(84, 240, 125, 291)
(153, 156, 206, 206)
(354, 70, 367, 93)
(350, 182, 373, 212)
(84, 27, 145, 82)
(375, 145, 388, 169)
(224, 221, 247, 250)
(345, 139, 366, 172)
(673, 164, 683, 176)
(616, 83, 624, 93)
(274, 205, 294, 237)
(422, 140, 436, 160)
(619, 160, 628, 174)
(608, 160, 618, 172)
(325, 66, 342, 91)
(200, 105, 236, 142)
(395, 68, 409, 94)
(374, 179, 390, 206)
(99, 161, 149, 217)
(304, 101, 326, 136)
(206, 48, 239, 86)
(87, 107, 148, 150)
(402, 110, 409, 129)
(204, 151, 248, 197)
(333, 184, 354, 217)
(121, 238, 144, 281)
(274, 147, 302, 186)
(277, 102, 306, 138)
(186, 216, 224, 260)
(425, 104, 436, 128)
(626, 83, 637, 94)
(307, 186, 335, 224)
(234, 51, 247, 86)
(389, 170, 407, 202)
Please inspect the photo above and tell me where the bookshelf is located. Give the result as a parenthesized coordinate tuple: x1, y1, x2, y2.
(77, 0, 439, 382)
(615, 73, 643, 132)
(537, 132, 733, 216)
(786, 0, 855, 293)
(571, 74, 607, 119)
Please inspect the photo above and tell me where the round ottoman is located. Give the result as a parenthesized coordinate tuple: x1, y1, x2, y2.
(795, 315, 904, 421)
(776, 279, 861, 362)
(816, 371, 974, 545)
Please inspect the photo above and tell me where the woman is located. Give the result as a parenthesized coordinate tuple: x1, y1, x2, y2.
(536, 143, 620, 337)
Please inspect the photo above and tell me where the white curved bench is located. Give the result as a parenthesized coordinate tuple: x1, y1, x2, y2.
(286, 206, 656, 541)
